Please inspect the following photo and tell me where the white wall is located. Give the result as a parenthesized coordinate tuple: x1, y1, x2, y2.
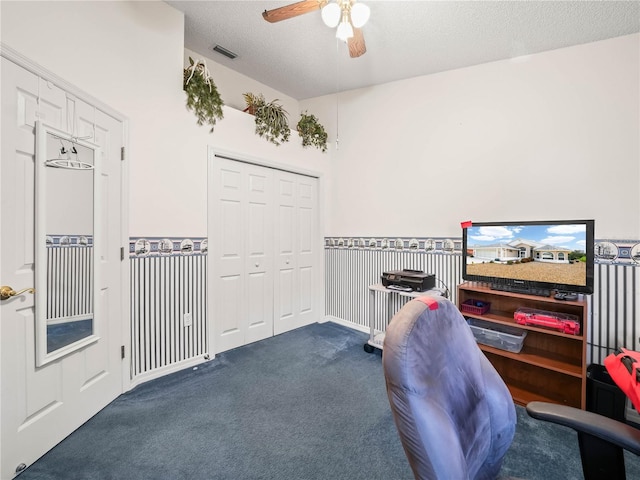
(302, 34, 640, 240)
(2, 1, 637, 242)
(1, 1, 331, 239)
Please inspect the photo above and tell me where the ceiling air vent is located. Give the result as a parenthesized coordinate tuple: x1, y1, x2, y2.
(212, 45, 237, 59)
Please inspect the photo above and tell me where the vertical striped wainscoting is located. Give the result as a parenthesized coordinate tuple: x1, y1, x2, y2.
(591, 261, 640, 364)
(46, 236, 93, 321)
(324, 237, 640, 365)
(130, 237, 208, 381)
(324, 241, 463, 336)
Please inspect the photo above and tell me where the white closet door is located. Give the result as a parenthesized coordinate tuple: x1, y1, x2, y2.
(211, 158, 273, 353)
(295, 175, 319, 328)
(274, 172, 297, 334)
(274, 171, 319, 335)
(244, 164, 274, 344)
(210, 155, 320, 352)
(212, 159, 244, 352)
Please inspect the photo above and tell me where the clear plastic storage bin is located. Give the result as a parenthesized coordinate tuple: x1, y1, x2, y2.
(467, 318, 527, 353)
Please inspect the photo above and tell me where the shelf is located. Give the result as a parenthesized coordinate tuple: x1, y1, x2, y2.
(458, 281, 587, 409)
(464, 310, 584, 341)
(506, 384, 577, 407)
(477, 344, 582, 378)
(458, 282, 587, 306)
(507, 385, 557, 406)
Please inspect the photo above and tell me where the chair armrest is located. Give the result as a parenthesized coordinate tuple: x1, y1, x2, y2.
(526, 401, 640, 456)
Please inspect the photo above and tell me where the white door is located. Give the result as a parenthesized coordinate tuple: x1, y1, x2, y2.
(211, 157, 274, 353)
(210, 155, 321, 353)
(244, 164, 275, 344)
(295, 174, 319, 329)
(274, 172, 319, 334)
(0, 57, 124, 478)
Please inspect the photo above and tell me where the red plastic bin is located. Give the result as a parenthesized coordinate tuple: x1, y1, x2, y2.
(460, 299, 491, 315)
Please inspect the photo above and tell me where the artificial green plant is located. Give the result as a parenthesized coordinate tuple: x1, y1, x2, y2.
(183, 57, 224, 132)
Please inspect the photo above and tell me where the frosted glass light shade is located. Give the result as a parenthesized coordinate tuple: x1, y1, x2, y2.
(350, 3, 370, 28)
(321, 3, 341, 28)
(336, 20, 353, 41)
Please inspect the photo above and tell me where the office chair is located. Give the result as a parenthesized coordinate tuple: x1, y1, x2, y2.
(382, 296, 640, 480)
(382, 296, 516, 479)
(528, 346, 640, 479)
(526, 401, 640, 480)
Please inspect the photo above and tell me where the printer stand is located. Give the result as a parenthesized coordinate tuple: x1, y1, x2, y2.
(365, 284, 445, 353)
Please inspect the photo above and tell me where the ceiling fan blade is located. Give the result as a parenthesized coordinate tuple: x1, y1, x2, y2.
(262, 0, 327, 23)
(348, 28, 366, 58)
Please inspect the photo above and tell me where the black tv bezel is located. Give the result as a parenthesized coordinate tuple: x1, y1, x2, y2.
(462, 219, 595, 295)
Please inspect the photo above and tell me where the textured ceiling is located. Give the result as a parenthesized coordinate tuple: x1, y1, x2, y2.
(167, 1, 640, 100)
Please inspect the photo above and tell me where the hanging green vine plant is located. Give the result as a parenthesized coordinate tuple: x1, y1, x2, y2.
(297, 112, 328, 152)
(183, 57, 224, 132)
(243, 92, 291, 146)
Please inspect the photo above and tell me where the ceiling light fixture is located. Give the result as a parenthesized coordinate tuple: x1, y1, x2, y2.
(321, 0, 370, 42)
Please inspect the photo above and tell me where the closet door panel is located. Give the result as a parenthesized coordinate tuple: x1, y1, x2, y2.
(219, 274, 242, 338)
(299, 266, 313, 314)
(212, 159, 274, 352)
(244, 165, 273, 344)
(221, 201, 242, 265)
(298, 204, 314, 317)
(274, 173, 297, 334)
(213, 161, 246, 352)
(278, 268, 295, 321)
(273, 172, 319, 334)
(246, 271, 271, 343)
(246, 200, 269, 337)
(295, 176, 318, 327)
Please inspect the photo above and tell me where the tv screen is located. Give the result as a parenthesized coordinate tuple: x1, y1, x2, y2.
(462, 220, 594, 296)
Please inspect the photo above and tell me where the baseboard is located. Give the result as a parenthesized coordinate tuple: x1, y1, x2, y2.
(128, 355, 211, 390)
(323, 315, 369, 335)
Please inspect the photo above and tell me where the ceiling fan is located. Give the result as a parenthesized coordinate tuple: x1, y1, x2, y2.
(262, 0, 370, 58)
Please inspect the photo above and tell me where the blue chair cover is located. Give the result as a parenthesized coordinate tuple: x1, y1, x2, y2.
(383, 296, 516, 480)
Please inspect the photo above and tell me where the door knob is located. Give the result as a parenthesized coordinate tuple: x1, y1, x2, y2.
(0, 285, 35, 301)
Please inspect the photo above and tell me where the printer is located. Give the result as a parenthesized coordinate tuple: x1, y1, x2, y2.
(381, 269, 436, 292)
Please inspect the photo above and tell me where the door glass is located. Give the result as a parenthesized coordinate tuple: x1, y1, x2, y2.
(35, 122, 100, 366)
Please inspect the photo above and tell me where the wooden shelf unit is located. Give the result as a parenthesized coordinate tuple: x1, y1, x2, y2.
(457, 282, 588, 409)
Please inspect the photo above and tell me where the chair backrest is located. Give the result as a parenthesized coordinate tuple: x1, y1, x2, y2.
(383, 296, 516, 480)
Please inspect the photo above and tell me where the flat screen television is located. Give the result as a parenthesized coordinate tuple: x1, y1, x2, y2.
(462, 219, 594, 296)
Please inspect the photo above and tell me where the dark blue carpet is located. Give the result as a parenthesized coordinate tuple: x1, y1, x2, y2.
(18, 321, 640, 479)
(47, 318, 92, 352)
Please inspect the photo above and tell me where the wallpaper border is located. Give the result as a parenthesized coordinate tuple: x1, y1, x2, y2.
(324, 237, 640, 266)
(129, 237, 207, 257)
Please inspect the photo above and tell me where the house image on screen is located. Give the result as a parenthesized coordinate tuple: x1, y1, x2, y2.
(470, 238, 572, 263)
(470, 243, 521, 262)
(532, 244, 572, 263)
